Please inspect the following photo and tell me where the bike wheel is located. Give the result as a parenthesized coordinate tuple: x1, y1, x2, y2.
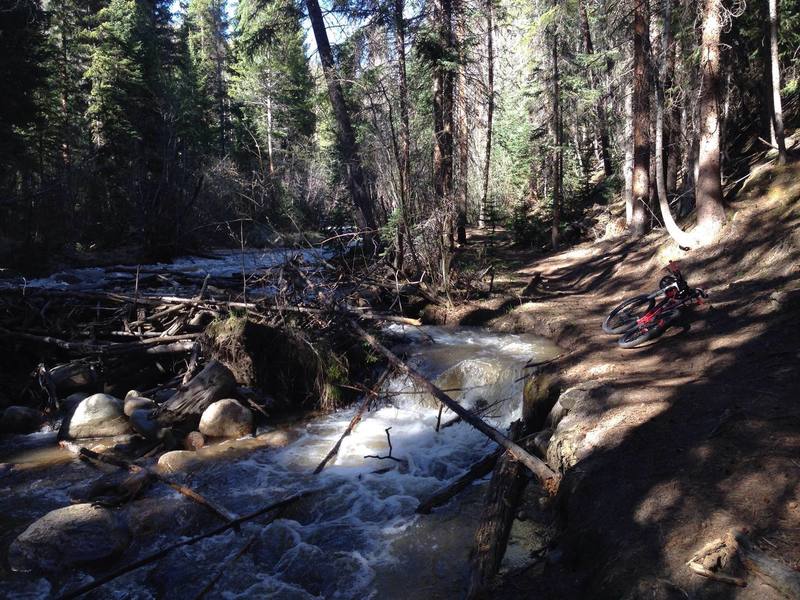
(602, 295, 655, 334)
(617, 309, 680, 349)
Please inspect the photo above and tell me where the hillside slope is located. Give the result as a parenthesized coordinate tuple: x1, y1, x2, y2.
(438, 160, 800, 598)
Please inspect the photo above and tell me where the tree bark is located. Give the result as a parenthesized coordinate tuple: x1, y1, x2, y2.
(656, 0, 696, 247)
(433, 0, 455, 219)
(466, 423, 527, 599)
(455, 0, 469, 245)
(394, 0, 411, 269)
(767, 0, 787, 164)
(480, 0, 495, 233)
(694, 0, 726, 243)
(551, 30, 562, 250)
(305, 0, 377, 232)
(631, 0, 651, 236)
(416, 448, 502, 514)
(578, 0, 613, 177)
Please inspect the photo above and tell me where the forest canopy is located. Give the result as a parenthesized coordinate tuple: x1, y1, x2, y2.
(0, 0, 797, 272)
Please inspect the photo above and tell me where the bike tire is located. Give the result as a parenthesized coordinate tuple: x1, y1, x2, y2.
(617, 309, 680, 349)
(602, 294, 655, 334)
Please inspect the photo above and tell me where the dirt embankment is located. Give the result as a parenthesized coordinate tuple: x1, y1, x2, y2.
(431, 160, 800, 598)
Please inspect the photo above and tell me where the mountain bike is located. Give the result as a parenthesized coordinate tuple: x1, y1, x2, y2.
(602, 261, 707, 348)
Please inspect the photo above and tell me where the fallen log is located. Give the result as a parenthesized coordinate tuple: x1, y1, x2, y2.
(416, 448, 503, 514)
(348, 319, 559, 490)
(154, 360, 236, 429)
(79, 448, 236, 523)
(56, 489, 316, 600)
(466, 423, 529, 599)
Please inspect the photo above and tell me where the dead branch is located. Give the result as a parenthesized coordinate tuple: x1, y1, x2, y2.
(416, 448, 503, 514)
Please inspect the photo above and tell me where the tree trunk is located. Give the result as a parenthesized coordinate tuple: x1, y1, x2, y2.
(480, 0, 495, 233)
(695, 0, 726, 243)
(305, 0, 377, 232)
(767, 0, 787, 164)
(551, 31, 562, 250)
(624, 88, 634, 224)
(394, 0, 413, 270)
(433, 0, 455, 215)
(631, 0, 650, 236)
(656, 0, 696, 247)
(578, 0, 613, 177)
(455, 0, 469, 245)
(466, 423, 527, 599)
(666, 32, 681, 194)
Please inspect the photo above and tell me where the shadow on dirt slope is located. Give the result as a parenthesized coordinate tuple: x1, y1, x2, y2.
(490, 162, 800, 599)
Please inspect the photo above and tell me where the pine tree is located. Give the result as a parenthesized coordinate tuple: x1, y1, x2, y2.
(186, 0, 230, 155)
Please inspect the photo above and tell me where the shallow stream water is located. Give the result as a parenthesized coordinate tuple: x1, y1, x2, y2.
(1, 250, 559, 598)
(1, 326, 559, 599)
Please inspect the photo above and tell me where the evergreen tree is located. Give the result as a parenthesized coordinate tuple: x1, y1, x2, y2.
(186, 0, 230, 155)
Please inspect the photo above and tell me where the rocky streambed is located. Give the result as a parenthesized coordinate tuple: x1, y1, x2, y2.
(0, 325, 616, 599)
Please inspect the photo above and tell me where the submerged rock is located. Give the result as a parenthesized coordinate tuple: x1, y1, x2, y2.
(0, 406, 42, 434)
(62, 393, 131, 439)
(157, 450, 203, 474)
(8, 504, 130, 574)
(199, 399, 253, 438)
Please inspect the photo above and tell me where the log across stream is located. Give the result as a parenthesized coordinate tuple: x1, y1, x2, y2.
(0, 325, 560, 599)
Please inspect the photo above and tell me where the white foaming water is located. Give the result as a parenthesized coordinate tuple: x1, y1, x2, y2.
(1, 326, 558, 599)
(145, 326, 561, 599)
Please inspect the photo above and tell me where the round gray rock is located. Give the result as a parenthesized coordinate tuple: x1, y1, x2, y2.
(64, 393, 131, 439)
(199, 399, 253, 438)
(124, 396, 155, 417)
(0, 406, 42, 434)
(8, 503, 130, 574)
(129, 408, 167, 441)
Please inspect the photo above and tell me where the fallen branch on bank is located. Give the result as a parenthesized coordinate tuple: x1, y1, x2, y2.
(687, 529, 800, 598)
(57, 489, 317, 600)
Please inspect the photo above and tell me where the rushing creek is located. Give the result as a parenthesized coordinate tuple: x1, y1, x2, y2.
(0, 250, 560, 599)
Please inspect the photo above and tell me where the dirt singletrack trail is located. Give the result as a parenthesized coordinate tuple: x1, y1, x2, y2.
(434, 162, 800, 598)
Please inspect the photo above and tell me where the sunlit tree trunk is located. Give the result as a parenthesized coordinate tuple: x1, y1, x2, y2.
(694, 0, 726, 243)
(767, 0, 787, 164)
(656, 0, 695, 246)
(630, 0, 650, 236)
(305, 0, 376, 232)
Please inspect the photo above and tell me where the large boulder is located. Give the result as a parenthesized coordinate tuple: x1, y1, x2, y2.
(199, 399, 253, 438)
(62, 393, 132, 439)
(0, 406, 42, 434)
(8, 504, 130, 574)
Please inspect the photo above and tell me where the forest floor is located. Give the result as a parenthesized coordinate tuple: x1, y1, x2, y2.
(426, 160, 800, 598)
